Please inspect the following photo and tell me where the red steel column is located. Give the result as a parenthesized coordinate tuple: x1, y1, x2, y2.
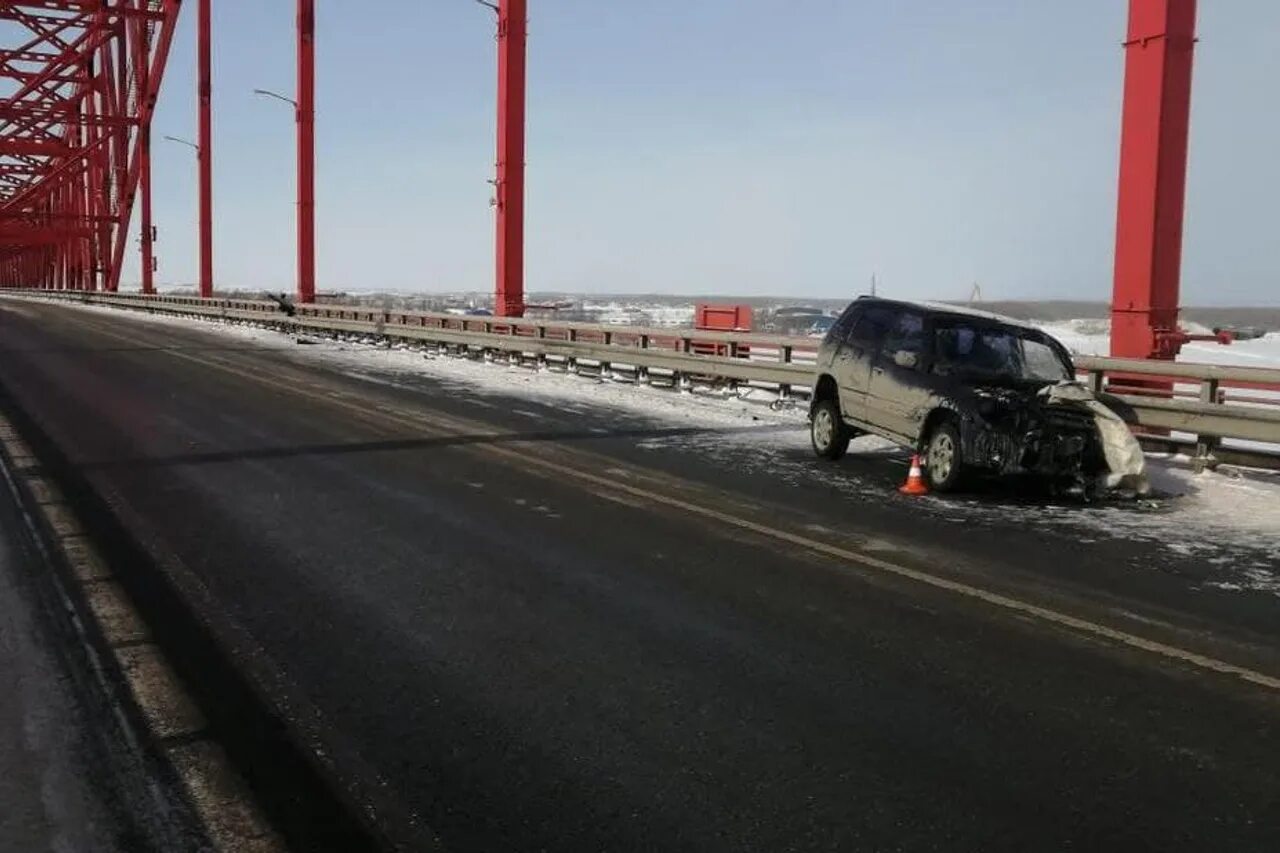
(197, 0, 213, 298)
(140, 124, 155, 294)
(297, 0, 316, 303)
(1110, 0, 1197, 359)
(494, 0, 526, 317)
(138, 9, 155, 296)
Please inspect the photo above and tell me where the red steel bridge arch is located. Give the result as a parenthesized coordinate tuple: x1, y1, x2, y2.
(0, 0, 1208, 358)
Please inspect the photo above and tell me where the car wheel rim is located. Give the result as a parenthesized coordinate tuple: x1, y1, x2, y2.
(814, 409, 834, 448)
(930, 433, 955, 481)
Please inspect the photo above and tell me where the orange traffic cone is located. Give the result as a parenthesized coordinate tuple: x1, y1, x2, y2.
(899, 454, 929, 495)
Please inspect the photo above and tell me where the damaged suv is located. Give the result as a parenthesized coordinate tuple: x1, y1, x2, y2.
(810, 298, 1146, 495)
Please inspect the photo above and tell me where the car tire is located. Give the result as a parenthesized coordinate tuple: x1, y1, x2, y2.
(925, 420, 965, 492)
(811, 397, 851, 461)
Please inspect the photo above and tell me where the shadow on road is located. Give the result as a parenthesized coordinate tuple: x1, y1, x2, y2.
(78, 422, 799, 471)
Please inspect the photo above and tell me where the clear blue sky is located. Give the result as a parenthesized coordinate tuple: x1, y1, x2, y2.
(125, 1, 1280, 305)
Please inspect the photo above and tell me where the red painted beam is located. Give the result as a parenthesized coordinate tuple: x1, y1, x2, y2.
(197, 0, 213, 298)
(1110, 0, 1198, 360)
(0, 139, 72, 156)
(297, 0, 315, 304)
(0, 227, 93, 245)
(494, 0, 526, 318)
(140, 121, 155, 293)
(138, 12, 155, 295)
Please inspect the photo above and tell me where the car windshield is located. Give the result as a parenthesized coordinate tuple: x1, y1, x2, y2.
(934, 323, 1070, 383)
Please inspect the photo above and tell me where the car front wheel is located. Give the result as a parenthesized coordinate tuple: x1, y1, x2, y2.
(925, 420, 965, 492)
(811, 398, 851, 461)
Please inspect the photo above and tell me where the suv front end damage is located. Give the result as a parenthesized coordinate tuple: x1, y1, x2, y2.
(947, 382, 1147, 494)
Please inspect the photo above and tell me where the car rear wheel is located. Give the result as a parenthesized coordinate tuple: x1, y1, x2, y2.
(811, 398, 851, 461)
(925, 420, 965, 492)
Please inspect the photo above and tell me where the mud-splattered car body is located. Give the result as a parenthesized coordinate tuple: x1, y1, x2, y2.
(808, 298, 1133, 493)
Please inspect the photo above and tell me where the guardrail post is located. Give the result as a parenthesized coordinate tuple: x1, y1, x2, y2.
(1194, 377, 1221, 472)
(780, 345, 793, 365)
(1087, 369, 1105, 396)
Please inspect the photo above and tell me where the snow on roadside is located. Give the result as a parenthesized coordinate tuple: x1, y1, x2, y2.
(47, 300, 1280, 594)
(1036, 318, 1280, 371)
(1022, 456, 1279, 593)
(1036, 318, 1112, 356)
(56, 299, 809, 432)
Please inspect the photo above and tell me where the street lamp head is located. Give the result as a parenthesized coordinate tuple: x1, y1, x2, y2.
(162, 135, 199, 152)
(252, 88, 298, 108)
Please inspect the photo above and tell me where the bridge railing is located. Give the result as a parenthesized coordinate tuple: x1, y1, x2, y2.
(11, 290, 1280, 469)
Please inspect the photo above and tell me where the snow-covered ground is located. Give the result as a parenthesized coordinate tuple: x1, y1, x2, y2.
(1037, 317, 1280, 369)
(47, 299, 1280, 597)
(1038, 318, 1280, 449)
(581, 301, 696, 328)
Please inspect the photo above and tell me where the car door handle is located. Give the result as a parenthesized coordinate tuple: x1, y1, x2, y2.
(871, 366, 885, 375)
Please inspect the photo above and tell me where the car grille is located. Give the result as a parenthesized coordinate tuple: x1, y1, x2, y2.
(1042, 405, 1096, 434)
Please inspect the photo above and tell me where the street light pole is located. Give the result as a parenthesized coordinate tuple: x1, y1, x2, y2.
(250, 1, 315, 306)
(163, 135, 204, 295)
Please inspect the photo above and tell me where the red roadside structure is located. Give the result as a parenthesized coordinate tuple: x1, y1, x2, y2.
(1110, 0, 1198, 360)
(493, 0, 528, 317)
(297, 0, 316, 303)
(196, 0, 213, 297)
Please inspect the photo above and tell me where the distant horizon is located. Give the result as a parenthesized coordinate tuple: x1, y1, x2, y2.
(147, 283, 1280, 312)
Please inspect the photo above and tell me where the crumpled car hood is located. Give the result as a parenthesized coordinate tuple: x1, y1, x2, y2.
(1039, 381, 1150, 494)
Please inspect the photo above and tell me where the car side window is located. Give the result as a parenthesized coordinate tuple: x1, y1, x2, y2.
(879, 312, 925, 367)
(825, 305, 860, 345)
(846, 306, 895, 348)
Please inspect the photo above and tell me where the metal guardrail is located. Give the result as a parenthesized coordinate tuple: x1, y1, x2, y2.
(8, 290, 1280, 467)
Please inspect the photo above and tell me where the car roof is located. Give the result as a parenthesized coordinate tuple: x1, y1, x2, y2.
(852, 297, 1041, 331)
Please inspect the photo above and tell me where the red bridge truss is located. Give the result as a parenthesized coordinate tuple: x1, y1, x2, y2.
(0, 0, 180, 293)
(0, 1, 1212, 360)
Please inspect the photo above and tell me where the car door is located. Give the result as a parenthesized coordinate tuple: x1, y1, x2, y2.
(866, 309, 933, 442)
(832, 305, 894, 426)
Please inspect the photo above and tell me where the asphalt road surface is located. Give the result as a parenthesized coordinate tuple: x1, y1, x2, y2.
(0, 299, 1277, 852)
(0, 448, 130, 851)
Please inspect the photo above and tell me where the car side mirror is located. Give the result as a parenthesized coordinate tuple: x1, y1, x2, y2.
(893, 350, 919, 370)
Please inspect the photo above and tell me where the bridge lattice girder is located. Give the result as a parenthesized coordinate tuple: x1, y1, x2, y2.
(0, 0, 180, 291)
